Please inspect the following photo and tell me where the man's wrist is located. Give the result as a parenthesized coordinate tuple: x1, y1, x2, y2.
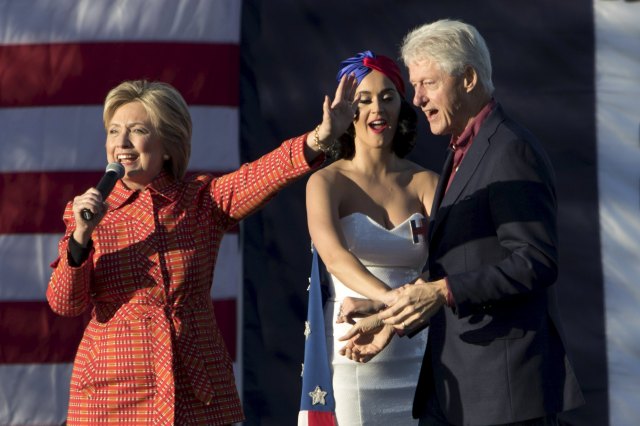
(437, 278, 455, 307)
(435, 279, 448, 301)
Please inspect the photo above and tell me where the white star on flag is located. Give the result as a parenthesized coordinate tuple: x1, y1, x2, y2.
(304, 321, 311, 340)
(308, 385, 327, 406)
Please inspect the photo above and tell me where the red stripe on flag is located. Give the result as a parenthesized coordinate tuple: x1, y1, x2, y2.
(0, 42, 239, 107)
(1, 171, 102, 234)
(0, 299, 236, 363)
(0, 301, 90, 364)
(0, 171, 237, 234)
(307, 411, 338, 426)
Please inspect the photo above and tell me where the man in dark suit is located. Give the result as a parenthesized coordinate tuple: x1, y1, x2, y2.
(340, 19, 584, 426)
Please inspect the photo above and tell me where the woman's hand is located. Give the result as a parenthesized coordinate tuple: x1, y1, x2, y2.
(337, 296, 385, 324)
(338, 314, 394, 363)
(71, 188, 106, 246)
(312, 73, 359, 148)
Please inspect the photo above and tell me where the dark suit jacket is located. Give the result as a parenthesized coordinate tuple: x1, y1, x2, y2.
(414, 104, 584, 425)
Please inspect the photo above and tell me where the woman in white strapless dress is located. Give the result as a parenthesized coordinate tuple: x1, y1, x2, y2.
(305, 51, 438, 425)
(327, 212, 429, 424)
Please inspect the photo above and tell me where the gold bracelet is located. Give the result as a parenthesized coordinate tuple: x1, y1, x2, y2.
(313, 125, 322, 150)
(313, 125, 332, 153)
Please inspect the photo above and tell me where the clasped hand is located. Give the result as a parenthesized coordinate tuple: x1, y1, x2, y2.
(378, 278, 448, 331)
(338, 278, 448, 363)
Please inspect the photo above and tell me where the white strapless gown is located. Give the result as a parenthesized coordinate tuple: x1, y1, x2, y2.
(325, 212, 428, 426)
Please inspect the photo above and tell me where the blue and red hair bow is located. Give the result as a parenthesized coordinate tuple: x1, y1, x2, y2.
(336, 50, 405, 97)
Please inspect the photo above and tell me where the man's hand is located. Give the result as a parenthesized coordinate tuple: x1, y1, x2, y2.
(379, 278, 448, 331)
(337, 314, 394, 363)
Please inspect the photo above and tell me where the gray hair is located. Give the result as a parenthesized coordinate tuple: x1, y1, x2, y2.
(401, 19, 494, 94)
(103, 80, 192, 180)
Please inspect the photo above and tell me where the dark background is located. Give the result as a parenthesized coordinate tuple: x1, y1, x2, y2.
(240, 1, 605, 425)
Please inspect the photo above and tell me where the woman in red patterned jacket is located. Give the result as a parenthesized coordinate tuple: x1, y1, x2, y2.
(46, 77, 357, 425)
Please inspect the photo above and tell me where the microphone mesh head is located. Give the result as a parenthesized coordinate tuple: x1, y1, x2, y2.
(105, 162, 125, 178)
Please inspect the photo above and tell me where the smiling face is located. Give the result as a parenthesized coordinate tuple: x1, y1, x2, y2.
(408, 59, 470, 137)
(105, 101, 166, 191)
(353, 70, 402, 150)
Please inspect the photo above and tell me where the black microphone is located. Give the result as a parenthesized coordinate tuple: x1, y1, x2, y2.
(81, 162, 125, 221)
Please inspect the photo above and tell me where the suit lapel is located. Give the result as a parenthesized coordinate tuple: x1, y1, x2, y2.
(428, 148, 453, 243)
(429, 105, 505, 242)
(441, 136, 489, 207)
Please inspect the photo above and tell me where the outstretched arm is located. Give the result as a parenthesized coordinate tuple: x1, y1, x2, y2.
(209, 74, 359, 229)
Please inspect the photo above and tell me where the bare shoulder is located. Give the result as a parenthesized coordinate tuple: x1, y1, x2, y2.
(399, 159, 439, 187)
(307, 161, 348, 192)
(398, 159, 439, 214)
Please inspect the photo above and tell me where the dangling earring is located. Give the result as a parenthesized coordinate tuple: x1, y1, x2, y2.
(163, 154, 170, 161)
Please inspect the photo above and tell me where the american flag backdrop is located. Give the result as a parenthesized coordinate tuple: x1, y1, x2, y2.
(0, 1, 242, 424)
(1, 1, 639, 425)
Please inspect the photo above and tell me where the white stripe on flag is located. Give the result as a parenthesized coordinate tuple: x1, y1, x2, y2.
(0, 106, 239, 172)
(0, 0, 240, 45)
(0, 363, 72, 425)
(595, 2, 640, 425)
(0, 233, 241, 301)
(0, 361, 242, 424)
